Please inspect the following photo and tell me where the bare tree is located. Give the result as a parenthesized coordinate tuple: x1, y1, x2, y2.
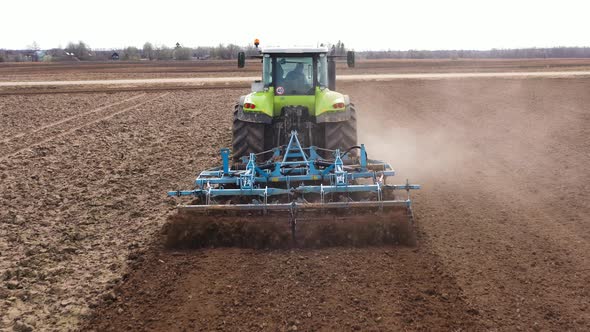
(244, 45, 259, 56)
(27, 41, 40, 51)
(122, 46, 140, 60)
(193, 46, 210, 59)
(143, 42, 154, 60)
(154, 45, 173, 60)
(173, 47, 192, 60)
(65, 41, 91, 60)
(226, 44, 241, 59)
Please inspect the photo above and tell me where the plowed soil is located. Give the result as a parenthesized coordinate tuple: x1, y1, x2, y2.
(1, 74, 589, 331)
(3, 58, 590, 82)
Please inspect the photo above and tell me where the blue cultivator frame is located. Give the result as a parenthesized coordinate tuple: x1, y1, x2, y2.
(168, 131, 420, 236)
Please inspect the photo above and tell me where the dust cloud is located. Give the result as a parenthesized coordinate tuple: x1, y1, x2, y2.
(345, 78, 586, 204)
(350, 82, 474, 184)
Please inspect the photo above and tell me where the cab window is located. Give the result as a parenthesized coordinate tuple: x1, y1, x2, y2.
(274, 56, 314, 95)
(263, 55, 272, 86)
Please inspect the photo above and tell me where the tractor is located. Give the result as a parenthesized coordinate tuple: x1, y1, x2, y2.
(166, 41, 420, 248)
(232, 41, 357, 162)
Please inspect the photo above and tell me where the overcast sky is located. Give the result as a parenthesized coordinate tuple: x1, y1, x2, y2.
(1, 0, 588, 50)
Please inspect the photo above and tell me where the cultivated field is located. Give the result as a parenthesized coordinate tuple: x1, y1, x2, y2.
(2, 58, 590, 82)
(0, 61, 589, 331)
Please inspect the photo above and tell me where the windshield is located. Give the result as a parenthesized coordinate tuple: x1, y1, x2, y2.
(274, 56, 314, 95)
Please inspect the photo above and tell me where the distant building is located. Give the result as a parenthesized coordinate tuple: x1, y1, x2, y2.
(111, 52, 119, 60)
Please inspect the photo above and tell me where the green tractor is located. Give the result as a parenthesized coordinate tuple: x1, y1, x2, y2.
(233, 42, 357, 162)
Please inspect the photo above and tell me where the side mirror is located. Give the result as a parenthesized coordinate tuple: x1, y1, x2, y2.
(347, 51, 355, 68)
(238, 52, 245, 68)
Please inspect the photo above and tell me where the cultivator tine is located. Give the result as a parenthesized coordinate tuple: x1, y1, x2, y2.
(289, 201, 297, 243)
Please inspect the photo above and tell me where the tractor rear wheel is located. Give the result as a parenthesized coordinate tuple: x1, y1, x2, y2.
(324, 105, 358, 156)
(232, 108, 266, 163)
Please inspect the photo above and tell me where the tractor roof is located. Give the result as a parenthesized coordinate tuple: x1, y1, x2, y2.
(261, 47, 329, 54)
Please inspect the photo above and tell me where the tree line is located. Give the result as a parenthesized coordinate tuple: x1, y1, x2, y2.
(0, 41, 263, 62)
(0, 40, 348, 62)
(360, 47, 590, 59)
(2, 41, 590, 62)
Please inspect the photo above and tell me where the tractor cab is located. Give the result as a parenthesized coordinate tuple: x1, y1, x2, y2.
(260, 48, 329, 96)
(238, 44, 355, 93)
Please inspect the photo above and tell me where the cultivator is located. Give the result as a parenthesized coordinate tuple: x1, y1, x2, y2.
(166, 131, 420, 248)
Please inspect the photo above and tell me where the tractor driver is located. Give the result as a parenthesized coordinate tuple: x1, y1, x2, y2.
(285, 63, 307, 86)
